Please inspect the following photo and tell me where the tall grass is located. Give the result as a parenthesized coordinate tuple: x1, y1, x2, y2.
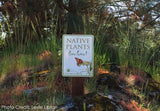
(0, 8, 60, 62)
(0, 3, 68, 106)
(116, 20, 160, 77)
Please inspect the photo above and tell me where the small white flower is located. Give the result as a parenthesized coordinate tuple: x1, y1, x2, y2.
(1, 32, 6, 39)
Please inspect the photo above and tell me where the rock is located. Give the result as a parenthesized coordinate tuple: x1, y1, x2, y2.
(55, 99, 74, 110)
(147, 82, 160, 101)
(0, 71, 22, 88)
(149, 91, 160, 101)
(110, 63, 120, 74)
(23, 87, 47, 97)
(115, 66, 160, 105)
(38, 50, 56, 67)
(96, 73, 143, 108)
(56, 93, 125, 111)
(23, 70, 52, 84)
(96, 74, 121, 93)
(117, 66, 160, 92)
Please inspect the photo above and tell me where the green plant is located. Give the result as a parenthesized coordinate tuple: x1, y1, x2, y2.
(83, 102, 86, 111)
(95, 53, 106, 67)
(104, 86, 109, 94)
(85, 78, 97, 93)
(115, 20, 160, 77)
(52, 93, 70, 105)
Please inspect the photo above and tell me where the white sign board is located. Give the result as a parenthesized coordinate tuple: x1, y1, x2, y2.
(62, 34, 94, 77)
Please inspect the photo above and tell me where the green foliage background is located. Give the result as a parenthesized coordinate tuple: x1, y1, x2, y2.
(0, 0, 159, 108)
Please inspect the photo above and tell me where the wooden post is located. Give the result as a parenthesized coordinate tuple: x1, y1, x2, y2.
(72, 77, 84, 97)
(67, 0, 85, 97)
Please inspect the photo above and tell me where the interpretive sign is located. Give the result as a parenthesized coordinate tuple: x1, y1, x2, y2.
(62, 34, 94, 77)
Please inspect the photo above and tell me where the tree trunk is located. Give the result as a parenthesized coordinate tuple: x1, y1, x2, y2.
(67, 0, 84, 34)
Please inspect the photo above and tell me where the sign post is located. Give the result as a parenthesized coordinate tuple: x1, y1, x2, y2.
(62, 34, 94, 96)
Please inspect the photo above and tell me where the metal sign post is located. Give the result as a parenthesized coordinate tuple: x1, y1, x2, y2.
(62, 34, 94, 97)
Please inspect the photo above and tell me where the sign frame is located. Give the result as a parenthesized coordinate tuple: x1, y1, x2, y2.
(62, 34, 94, 77)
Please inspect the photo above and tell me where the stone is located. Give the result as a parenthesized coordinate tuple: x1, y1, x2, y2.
(96, 74, 121, 92)
(23, 87, 47, 97)
(56, 93, 125, 111)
